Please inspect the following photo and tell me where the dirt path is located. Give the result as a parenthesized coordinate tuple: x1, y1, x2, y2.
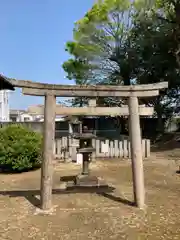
(0, 158, 180, 239)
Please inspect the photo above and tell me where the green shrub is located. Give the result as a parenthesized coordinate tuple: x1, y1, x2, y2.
(0, 124, 42, 172)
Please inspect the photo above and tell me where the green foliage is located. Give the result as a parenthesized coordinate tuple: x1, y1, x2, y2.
(63, 0, 136, 106)
(130, 0, 180, 119)
(0, 124, 42, 173)
(62, 0, 180, 131)
(63, 0, 135, 82)
(63, 58, 90, 81)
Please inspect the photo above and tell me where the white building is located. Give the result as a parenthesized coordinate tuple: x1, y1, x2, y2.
(0, 90, 9, 122)
(9, 109, 38, 122)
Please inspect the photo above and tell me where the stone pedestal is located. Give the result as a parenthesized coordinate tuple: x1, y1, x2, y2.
(81, 152, 90, 175)
(75, 175, 107, 187)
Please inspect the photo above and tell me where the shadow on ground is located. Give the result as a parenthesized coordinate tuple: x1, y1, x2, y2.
(0, 186, 114, 208)
(97, 192, 135, 207)
(60, 175, 77, 182)
(60, 175, 135, 207)
(151, 132, 180, 152)
(0, 185, 135, 209)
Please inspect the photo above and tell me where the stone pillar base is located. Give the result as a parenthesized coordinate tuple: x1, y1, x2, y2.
(75, 175, 107, 187)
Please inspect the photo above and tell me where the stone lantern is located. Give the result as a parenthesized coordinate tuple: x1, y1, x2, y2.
(72, 124, 106, 187)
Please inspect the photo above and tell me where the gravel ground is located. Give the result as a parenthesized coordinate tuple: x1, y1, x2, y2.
(0, 152, 180, 239)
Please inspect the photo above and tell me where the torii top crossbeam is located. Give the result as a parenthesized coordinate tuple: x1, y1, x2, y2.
(9, 78, 168, 97)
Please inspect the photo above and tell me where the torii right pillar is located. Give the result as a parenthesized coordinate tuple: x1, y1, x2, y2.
(127, 82, 168, 209)
(129, 96, 145, 209)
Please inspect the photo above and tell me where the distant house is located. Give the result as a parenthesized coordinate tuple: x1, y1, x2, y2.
(28, 104, 66, 122)
(9, 109, 35, 122)
(9, 108, 64, 122)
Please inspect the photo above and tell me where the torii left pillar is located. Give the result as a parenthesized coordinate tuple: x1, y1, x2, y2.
(40, 94, 56, 211)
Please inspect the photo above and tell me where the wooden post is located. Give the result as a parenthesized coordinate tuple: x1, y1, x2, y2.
(71, 138, 78, 162)
(70, 121, 78, 162)
(69, 122, 73, 134)
(128, 96, 145, 209)
(146, 139, 151, 158)
(40, 94, 56, 211)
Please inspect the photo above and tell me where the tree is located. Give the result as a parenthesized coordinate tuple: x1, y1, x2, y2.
(131, 0, 180, 132)
(63, 0, 138, 107)
(135, 0, 180, 68)
(63, 0, 180, 134)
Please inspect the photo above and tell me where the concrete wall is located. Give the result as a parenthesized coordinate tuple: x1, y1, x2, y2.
(0, 117, 179, 140)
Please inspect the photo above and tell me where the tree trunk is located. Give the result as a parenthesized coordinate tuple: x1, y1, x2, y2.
(154, 96, 165, 135)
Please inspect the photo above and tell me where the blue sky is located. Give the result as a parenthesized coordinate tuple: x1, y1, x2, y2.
(0, 0, 94, 109)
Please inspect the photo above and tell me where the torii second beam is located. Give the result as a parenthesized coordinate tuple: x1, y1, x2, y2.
(28, 105, 154, 116)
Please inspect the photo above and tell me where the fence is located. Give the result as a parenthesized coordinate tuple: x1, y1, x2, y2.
(54, 137, 150, 160)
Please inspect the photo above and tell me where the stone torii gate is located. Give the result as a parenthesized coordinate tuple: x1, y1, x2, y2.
(10, 78, 168, 211)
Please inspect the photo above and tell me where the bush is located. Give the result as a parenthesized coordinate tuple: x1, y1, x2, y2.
(0, 124, 42, 172)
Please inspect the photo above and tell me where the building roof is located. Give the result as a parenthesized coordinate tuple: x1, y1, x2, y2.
(0, 74, 15, 90)
(10, 109, 27, 115)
